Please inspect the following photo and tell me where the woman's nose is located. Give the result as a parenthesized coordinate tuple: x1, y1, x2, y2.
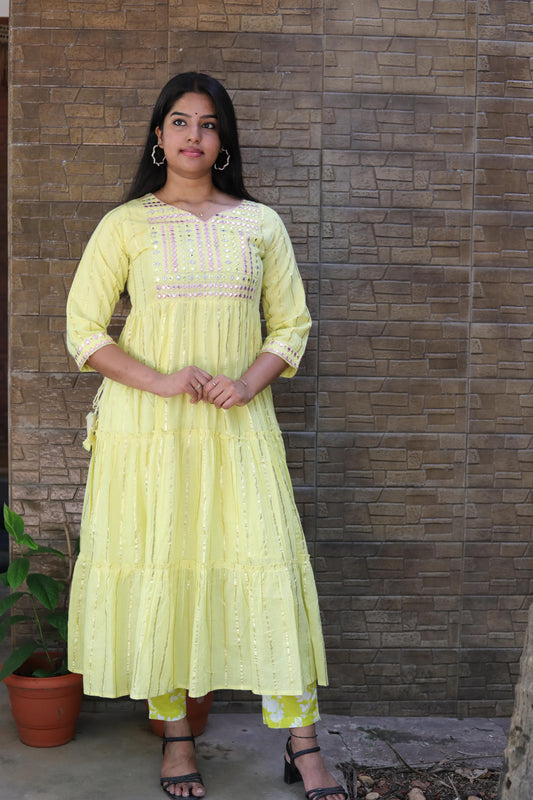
(187, 125, 201, 142)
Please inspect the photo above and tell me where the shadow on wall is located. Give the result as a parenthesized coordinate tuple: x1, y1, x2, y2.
(0, 20, 6, 570)
(0, 478, 8, 570)
(0, 21, 7, 569)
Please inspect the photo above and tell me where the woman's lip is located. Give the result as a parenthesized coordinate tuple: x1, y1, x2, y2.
(181, 148, 203, 156)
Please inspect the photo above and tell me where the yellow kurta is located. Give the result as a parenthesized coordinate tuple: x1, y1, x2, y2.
(66, 195, 328, 699)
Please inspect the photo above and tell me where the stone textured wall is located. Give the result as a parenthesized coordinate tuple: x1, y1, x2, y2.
(9, 1, 533, 716)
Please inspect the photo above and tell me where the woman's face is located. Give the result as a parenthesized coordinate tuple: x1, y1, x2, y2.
(155, 92, 222, 179)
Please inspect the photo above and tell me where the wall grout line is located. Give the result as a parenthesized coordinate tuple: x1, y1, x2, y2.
(454, 2, 480, 718)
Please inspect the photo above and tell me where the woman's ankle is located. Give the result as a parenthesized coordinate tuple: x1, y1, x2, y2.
(163, 717, 194, 745)
(290, 724, 318, 741)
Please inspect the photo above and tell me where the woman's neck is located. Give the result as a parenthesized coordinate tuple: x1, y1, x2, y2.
(158, 174, 218, 205)
(153, 177, 240, 220)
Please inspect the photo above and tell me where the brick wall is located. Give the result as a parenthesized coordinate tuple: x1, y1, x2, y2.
(9, 0, 533, 716)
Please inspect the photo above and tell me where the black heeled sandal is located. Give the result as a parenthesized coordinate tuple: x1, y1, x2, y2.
(160, 735, 205, 798)
(284, 736, 347, 800)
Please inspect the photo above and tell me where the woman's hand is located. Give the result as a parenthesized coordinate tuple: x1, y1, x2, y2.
(203, 375, 252, 409)
(86, 345, 214, 402)
(86, 345, 284, 407)
(155, 366, 213, 403)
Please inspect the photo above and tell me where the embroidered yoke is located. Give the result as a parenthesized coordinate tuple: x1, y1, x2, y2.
(66, 195, 328, 699)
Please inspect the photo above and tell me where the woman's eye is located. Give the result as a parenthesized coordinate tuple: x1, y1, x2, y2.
(203, 122, 216, 129)
(173, 118, 186, 126)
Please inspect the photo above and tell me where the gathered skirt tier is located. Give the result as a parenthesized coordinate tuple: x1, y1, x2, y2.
(68, 386, 328, 699)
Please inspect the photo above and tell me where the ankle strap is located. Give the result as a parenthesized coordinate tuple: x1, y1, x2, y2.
(162, 735, 195, 743)
(287, 736, 321, 760)
(290, 744, 321, 759)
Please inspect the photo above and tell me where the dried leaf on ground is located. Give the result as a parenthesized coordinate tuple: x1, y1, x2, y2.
(338, 761, 500, 800)
(454, 767, 490, 782)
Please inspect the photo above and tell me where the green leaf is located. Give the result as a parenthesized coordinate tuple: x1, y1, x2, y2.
(0, 641, 36, 681)
(0, 591, 24, 616)
(32, 544, 64, 559)
(47, 611, 68, 642)
(3, 505, 25, 543)
(31, 667, 55, 678)
(19, 533, 38, 551)
(0, 571, 8, 587)
(7, 558, 29, 590)
(26, 574, 59, 611)
(7, 614, 30, 625)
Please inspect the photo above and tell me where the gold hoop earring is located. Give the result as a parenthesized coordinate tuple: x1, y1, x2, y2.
(152, 144, 166, 166)
(214, 147, 230, 171)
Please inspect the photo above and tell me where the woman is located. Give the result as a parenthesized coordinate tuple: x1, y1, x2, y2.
(66, 72, 346, 800)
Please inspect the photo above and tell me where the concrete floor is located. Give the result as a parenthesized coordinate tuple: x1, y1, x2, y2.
(0, 680, 509, 800)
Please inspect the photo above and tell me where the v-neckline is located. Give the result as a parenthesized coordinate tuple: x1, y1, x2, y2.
(149, 193, 245, 222)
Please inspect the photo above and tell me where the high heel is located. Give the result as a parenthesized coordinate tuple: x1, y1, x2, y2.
(284, 736, 348, 800)
(160, 735, 205, 798)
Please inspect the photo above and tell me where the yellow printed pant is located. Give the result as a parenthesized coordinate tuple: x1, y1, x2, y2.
(148, 683, 319, 729)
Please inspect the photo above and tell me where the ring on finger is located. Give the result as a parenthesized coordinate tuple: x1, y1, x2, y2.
(212, 380, 217, 387)
(195, 383, 202, 390)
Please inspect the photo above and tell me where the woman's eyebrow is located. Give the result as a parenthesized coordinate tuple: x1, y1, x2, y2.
(169, 111, 218, 119)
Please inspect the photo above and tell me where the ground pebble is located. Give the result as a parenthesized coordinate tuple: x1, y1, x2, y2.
(365, 793, 380, 800)
(467, 797, 481, 800)
(359, 775, 374, 786)
(407, 789, 426, 800)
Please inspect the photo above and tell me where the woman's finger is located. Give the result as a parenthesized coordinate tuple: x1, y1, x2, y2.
(205, 376, 224, 400)
(196, 369, 212, 382)
(191, 370, 212, 400)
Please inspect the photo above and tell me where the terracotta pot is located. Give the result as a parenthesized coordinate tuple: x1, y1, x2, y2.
(148, 691, 214, 738)
(3, 652, 83, 747)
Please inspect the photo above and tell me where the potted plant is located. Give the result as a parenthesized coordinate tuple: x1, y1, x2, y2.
(0, 503, 83, 747)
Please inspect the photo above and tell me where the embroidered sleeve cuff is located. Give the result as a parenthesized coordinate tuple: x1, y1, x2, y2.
(74, 332, 115, 371)
(260, 340, 302, 376)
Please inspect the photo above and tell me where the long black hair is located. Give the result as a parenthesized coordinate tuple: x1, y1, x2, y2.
(126, 72, 255, 202)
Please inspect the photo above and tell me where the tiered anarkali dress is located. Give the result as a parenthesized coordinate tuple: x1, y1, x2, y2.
(66, 195, 328, 699)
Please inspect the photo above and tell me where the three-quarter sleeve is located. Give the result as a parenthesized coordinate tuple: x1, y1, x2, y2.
(259, 208, 312, 378)
(66, 208, 130, 372)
